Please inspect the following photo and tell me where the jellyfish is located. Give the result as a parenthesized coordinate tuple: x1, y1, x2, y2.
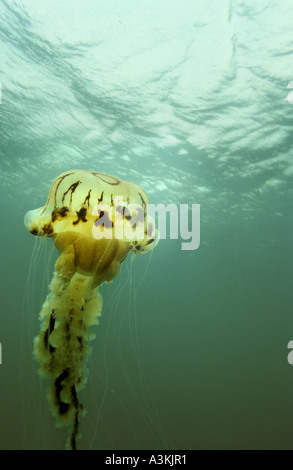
(24, 169, 158, 450)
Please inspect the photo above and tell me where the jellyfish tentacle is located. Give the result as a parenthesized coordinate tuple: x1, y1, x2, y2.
(34, 250, 102, 449)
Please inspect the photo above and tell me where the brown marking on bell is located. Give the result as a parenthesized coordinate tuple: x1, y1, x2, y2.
(110, 194, 114, 207)
(42, 223, 54, 236)
(72, 207, 88, 225)
(83, 190, 91, 208)
(123, 206, 132, 221)
(92, 172, 121, 186)
(94, 210, 113, 229)
(62, 181, 81, 205)
(98, 191, 104, 203)
(40, 172, 74, 214)
(51, 206, 69, 222)
(54, 173, 75, 210)
(139, 192, 147, 211)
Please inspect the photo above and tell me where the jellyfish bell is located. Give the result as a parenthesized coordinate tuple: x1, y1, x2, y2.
(25, 170, 158, 284)
(24, 169, 159, 449)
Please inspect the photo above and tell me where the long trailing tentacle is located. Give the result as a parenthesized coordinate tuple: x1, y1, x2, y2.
(34, 248, 103, 449)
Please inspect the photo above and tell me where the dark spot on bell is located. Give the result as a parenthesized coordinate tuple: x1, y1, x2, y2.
(73, 207, 88, 225)
(52, 206, 69, 222)
(94, 210, 114, 229)
(42, 223, 54, 236)
(123, 207, 132, 221)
